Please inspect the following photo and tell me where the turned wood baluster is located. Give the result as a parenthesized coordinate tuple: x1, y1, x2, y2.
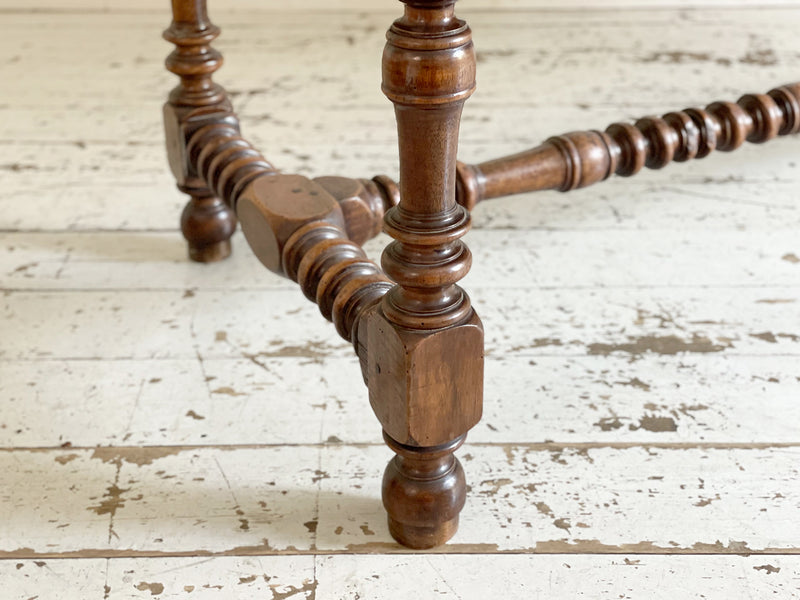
(163, 0, 237, 262)
(455, 82, 800, 208)
(364, 0, 483, 549)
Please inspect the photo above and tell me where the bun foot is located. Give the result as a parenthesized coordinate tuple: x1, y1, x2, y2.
(387, 516, 460, 550)
(187, 238, 232, 263)
(381, 433, 467, 549)
(180, 193, 236, 263)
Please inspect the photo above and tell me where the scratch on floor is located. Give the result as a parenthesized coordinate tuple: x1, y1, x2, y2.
(86, 457, 126, 543)
(426, 556, 463, 600)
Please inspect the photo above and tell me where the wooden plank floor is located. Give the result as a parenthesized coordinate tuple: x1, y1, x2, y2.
(2, 3, 800, 598)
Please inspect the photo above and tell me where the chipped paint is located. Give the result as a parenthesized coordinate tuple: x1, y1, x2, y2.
(750, 331, 778, 343)
(594, 416, 623, 432)
(616, 377, 651, 391)
(211, 386, 246, 396)
(553, 518, 572, 533)
(479, 478, 513, 496)
(533, 538, 757, 555)
(90, 446, 183, 467)
(639, 51, 712, 64)
(695, 494, 721, 507)
(750, 331, 800, 344)
(588, 334, 729, 356)
(509, 338, 564, 352)
(739, 49, 779, 66)
(88, 482, 129, 517)
(270, 579, 317, 600)
(135, 581, 164, 595)
(753, 564, 781, 574)
(246, 340, 335, 360)
(54, 453, 79, 465)
(635, 415, 678, 433)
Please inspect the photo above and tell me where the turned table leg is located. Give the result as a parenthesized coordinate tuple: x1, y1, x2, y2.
(365, 0, 483, 549)
(163, 0, 236, 262)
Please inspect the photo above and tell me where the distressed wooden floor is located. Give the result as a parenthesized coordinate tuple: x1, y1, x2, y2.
(2, 2, 800, 598)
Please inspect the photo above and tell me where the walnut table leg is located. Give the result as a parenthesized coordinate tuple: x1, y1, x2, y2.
(163, 0, 236, 262)
(366, 0, 484, 549)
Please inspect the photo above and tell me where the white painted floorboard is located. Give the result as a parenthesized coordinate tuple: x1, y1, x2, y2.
(1, 3, 800, 599)
(6, 555, 800, 599)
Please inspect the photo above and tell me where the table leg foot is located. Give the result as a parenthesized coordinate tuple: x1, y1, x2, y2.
(180, 192, 236, 263)
(382, 433, 467, 549)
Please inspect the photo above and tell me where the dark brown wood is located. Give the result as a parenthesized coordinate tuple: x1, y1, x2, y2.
(238, 177, 394, 370)
(382, 433, 467, 549)
(313, 176, 396, 246)
(454, 82, 800, 208)
(364, 0, 483, 549)
(163, 0, 237, 262)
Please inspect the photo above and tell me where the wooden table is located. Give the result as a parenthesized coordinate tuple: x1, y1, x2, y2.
(3, 0, 800, 596)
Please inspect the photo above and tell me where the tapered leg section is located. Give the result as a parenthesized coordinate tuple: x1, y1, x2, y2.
(382, 433, 467, 549)
(163, 0, 237, 262)
(180, 189, 236, 262)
